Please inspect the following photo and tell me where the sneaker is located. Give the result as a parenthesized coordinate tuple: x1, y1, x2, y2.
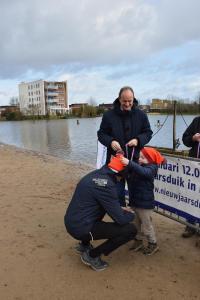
(74, 242, 93, 254)
(81, 250, 109, 271)
(143, 242, 159, 255)
(182, 226, 196, 238)
(129, 239, 143, 252)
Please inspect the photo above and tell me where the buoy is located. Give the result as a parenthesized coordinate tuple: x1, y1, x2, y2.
(155, 120, 162, 127)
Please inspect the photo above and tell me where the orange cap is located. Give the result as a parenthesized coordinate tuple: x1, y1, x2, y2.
(141, 147, 166, 165)
(108, 154, 126, 172)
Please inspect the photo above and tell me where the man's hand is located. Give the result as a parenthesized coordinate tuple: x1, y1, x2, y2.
(127, 138, 138, 147)
(121, 206, 134, 213)
(192, 133, 200, 142)
(111, 140, 122, 152)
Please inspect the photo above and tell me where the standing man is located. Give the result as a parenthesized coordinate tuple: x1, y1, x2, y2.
(97, 86, 153, 205)
(64, 154, 137, 271)
(182, 116, 200, 237)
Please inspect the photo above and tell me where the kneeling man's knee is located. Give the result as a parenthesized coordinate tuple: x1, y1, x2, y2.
(123, 223, 137, 239)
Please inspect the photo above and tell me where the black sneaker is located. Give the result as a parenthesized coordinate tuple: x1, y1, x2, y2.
(143, 243, 159, 255)
(74, 242, 93, 254)
(81, 250, 109, 271)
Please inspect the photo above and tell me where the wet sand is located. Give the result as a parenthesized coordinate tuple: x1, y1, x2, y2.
(0, 144, 199, 300)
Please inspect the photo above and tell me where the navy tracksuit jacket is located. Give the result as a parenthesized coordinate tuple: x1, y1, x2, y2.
(64, 166, 134, 239)
(127, 161, 158, 209)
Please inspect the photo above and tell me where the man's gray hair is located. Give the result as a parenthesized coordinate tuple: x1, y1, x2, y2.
(119, 86, 134, 98)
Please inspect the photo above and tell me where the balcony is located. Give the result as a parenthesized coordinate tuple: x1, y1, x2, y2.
(46, 91, 59, 96)
(47, 99, 58, 104)
(47, 85, 58, 89)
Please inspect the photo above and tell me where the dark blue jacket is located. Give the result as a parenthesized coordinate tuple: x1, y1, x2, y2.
(97, 99, 152, 163)
(182, 116, 200, 158)
(127, 161, 158, 209)
(64, 166, 134, 239)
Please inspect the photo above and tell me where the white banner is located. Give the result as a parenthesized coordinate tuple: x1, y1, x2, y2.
(96, 141, 107, 169)
(155, 155, 200, 222)
(96, 142, 200, 223)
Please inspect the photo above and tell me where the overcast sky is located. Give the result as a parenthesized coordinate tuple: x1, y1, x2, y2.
(0, 0, 200, 105)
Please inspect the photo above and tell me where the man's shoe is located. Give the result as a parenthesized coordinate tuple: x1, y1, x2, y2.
(81, 250, 109, 271)
(129, 239, 143, 252)
(182, 226, 196, 238)
(74, 242, 93, 254)
(143, 243, 159, 256)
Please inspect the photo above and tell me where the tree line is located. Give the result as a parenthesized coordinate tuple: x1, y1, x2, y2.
(0, 98, 199, 121)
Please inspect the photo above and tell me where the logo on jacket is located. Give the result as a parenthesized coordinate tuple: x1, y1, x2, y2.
(92, 178, 108, 187)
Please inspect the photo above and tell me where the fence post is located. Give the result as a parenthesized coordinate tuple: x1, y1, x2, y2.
(173, 100, 177, 151)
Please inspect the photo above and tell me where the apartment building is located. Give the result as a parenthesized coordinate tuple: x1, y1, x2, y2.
(151, 99, 173, 111)
(18, 80, 68, 115)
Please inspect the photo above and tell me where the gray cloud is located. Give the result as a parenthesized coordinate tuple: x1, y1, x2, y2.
(0, 91, 8, 97)
(0, 0, 200, 78)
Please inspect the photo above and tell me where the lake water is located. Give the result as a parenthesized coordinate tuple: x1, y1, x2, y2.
(0, 115, 198, 165)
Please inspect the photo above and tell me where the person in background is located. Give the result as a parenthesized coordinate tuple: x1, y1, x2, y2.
(121, 147, 166, 255)
(97, 86, 152, 205)
(182, 116, 200, 238)
(64, 154, 137, 271)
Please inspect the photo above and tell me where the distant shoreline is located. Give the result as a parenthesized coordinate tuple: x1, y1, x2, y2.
(0, 111, 198, 122)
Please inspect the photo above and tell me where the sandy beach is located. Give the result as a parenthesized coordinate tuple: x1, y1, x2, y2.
(0, 144, 199, 300)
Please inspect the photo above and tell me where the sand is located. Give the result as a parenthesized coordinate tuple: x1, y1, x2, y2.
(0, 144, 199, 300)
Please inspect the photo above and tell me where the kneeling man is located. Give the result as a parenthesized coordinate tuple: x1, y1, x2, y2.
(64, 154, 137, 271)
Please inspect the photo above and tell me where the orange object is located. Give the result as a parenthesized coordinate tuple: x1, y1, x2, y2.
(108, 153, 126, 172)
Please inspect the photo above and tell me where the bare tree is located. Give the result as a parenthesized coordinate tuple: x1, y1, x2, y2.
(26, 104, 40, 116)
(88, 97, 97, 106)
(9, 97, 19, 106)
(195, 92, 200, 113)
(145, 99, 151, 106)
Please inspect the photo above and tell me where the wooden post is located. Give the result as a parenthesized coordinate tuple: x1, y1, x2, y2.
(173, 100, 177, 152)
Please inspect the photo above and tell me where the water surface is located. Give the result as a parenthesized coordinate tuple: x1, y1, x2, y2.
(0, 115, 198, 165)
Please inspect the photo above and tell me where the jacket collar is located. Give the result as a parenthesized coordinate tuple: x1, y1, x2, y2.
(113, 98, 137, 116)
(100, 165, 118, 182)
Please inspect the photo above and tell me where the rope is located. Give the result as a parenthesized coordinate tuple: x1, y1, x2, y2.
(179, 111, 189, 128)
(152, 114, 169, 137)
(125, 144, 135, 161)
(178, 103, 189, 128)
(197, 142, 200, 159)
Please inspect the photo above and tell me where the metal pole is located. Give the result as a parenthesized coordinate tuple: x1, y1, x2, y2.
(173, 100, 177, 151)
(154, 208, 200, 233)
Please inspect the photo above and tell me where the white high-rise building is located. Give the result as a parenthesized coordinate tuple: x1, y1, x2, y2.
(18, 80, 68, 115)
